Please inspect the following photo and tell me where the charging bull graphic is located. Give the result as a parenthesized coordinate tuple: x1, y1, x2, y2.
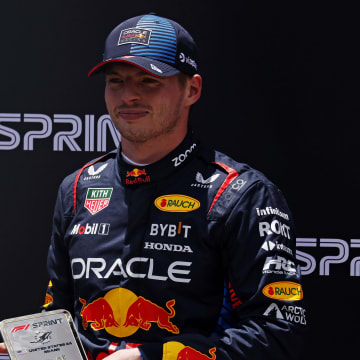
(177, 346, 216, 360)
(123, 296, 179, 334)
(79, 297, 120, 330)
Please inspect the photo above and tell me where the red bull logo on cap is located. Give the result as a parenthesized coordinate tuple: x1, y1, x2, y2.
(164, 342, 216, 360)
(79, 288, 179, 338)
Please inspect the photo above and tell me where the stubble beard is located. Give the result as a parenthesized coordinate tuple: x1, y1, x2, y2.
(113, 96, 185, 144)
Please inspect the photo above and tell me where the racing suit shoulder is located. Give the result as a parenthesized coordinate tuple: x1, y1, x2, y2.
(199, 148, 281, 221)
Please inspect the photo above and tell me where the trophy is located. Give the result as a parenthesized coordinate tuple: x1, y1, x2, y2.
(0, 310, 87, 360)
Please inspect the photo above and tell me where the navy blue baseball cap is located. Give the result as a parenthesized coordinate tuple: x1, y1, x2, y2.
(88, 14, 198, 78)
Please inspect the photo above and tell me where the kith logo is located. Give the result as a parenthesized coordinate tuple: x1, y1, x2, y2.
(84, 188, 113, 215)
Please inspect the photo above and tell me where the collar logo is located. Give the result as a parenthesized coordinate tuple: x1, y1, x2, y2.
(262, 282, 303, 301)
(88, 164, 108, 176)
(191, 172, 220, 189)
(126, 168, 150, 185)
(84, 188, 113, 215)
(154, 195, 200, 212)
(83, 164, 109, 181)
(126, 168, 147, 178)
(196, 173, 219, 184)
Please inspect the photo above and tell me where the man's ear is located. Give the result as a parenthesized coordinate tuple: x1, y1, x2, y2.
(185, 74, 202, 106)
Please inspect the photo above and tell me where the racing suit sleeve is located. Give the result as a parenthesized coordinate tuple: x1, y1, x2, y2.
(41, 178, 75, 314)
(139, 180, 306, 360)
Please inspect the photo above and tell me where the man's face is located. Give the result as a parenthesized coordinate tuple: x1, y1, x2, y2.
(105, 62, 189, 144)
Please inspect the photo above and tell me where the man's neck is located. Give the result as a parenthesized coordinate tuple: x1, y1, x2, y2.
(121, 128, 188, 165)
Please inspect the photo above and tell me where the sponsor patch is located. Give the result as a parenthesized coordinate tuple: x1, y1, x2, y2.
(262, 281, 303, 301)
(256, 206, 289, 220)
(172, 143, 197, 167)
(126, 168, 151, 185)
(154, 195, 200, 212)
(150, 64, 163, 73)
(126, 168, 146, 178)
(71, 223, 110, 236)
(179, 52, 198, 70)
(163, 342, 216, 360)
(149, 222, 191, 238)
(118, 27, 151, 46)
(71, 257, 192, 283)
(84, 188, 113, 215)
(264, 303, 306, 325)
(191, 172, 220, 189)
(79, 289, 178, 338)
(262, 255, 297, 275)
(144, 242, 193, 253)
(261, 240, 293, 255)
(259, 220, 291, 240)
(83, 164, 108, 181)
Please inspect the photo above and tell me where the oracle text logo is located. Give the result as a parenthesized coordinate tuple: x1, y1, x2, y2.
(0, 113, 120, 151)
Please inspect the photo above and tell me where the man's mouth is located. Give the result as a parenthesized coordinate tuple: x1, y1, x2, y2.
(117, 109, 149, 121)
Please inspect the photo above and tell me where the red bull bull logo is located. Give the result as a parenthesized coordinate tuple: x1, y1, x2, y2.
(126, 168, 151, 185)
(164, 342, 216, 360)
(79, 289, 179, 338)
(79, 297, 119, 330)
(123, 296, 179, 334)
(177, 346, 216, 360)
(126, 168, 147, 178)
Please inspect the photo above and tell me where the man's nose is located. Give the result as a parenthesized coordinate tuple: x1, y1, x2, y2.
(120, 81, 141, 103)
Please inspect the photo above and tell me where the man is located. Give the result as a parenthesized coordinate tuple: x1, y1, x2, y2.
(1, 13, 305, 360)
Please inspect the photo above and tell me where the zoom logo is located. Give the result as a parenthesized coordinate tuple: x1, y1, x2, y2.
(295, 238, 360, 277)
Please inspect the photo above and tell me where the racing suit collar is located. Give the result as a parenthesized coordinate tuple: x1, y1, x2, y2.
(117, 130, 199, 187)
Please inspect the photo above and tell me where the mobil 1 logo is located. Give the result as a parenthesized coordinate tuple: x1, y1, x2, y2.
(71, 223, 110, 236)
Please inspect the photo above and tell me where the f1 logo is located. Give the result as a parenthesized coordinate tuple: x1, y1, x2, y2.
(11, 324, 30, 333)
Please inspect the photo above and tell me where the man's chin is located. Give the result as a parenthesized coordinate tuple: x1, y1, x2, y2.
(120, 131, 159, 144)
(120, 126, 178, 144)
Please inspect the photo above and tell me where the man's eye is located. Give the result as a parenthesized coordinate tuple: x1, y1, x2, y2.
(107, 78, 123, 84)
(142, 77, 158, 84)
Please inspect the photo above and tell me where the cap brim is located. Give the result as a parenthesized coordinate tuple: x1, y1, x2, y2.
(88, 56, 180, 78)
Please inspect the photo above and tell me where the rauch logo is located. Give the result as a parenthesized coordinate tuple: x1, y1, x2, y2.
(154, 195, 200, 212)
(262, 281, 303, 301)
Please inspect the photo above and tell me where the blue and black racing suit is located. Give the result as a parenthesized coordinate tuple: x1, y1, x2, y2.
(43, 131, 306, 360)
